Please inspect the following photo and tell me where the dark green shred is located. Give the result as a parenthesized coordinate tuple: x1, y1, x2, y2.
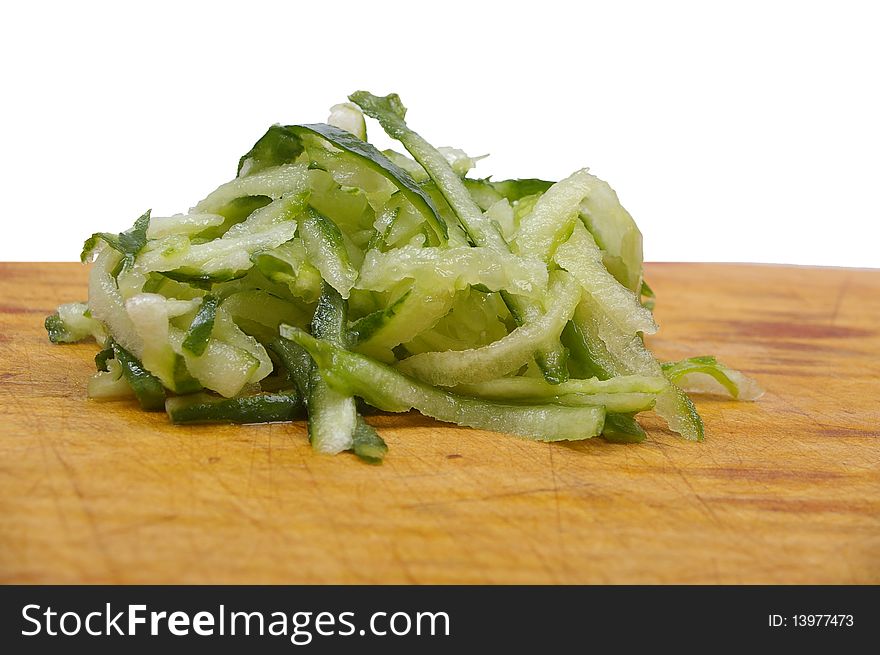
(166, 390, 304, 424)
(490, 178, 554, 201)
(94, 347, 114, 372)
(237, 125, 305, 177)
(661, 356, 739, 398)
(44, 313, 72, 344)
(267, 336, 314, 399)
(110, 341, 166, 411)
(348, 290, 412, 345)
(601, 413, 647, 443)
(182, 294, 219, 356)
(560, 321, 614, 380)
(640, 279, 655, 311)
(351, 416, 388, 463)
(81, 210, 151, 266)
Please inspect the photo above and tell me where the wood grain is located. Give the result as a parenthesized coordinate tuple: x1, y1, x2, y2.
(1, 262, 878, 584)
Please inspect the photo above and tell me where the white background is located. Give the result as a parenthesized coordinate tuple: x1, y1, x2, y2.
(2, 0, 878, 266)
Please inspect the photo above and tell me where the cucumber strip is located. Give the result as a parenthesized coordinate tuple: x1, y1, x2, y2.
(138, 221, 298, 278)
(88, 249, 144, 356)
(567, 304, 622, 379)
(573, 293, 703, 441)
(194, 163, 309, 214)
(282, 327, 606, 442)
(299, 207, 359, 299)
(237, 125, 306, 178)
(356, 243, 548, 299)
(369, 194, 407, 250)
(147, 213, 225, 239)
(662, 356, 763, 401)
(550, 392, 654, 413)
(455, 374, 667, 398)
(457, 383, 656, 413)
(158, 268, 249, 285)
(655, 386, 705, 442)
(382, 149, 429, 182)
(578, 173, 644, 293)
(396, 271, 580, 386)
(560, 320, 614, 380)
(221, 290, 311, 334)
(111, 341, 166, 411)
(307, 284, 358, 454)
(140, 273, 204, 300)
(352, 287, 455, 363)
(438, 147, 484, 177)
(169, 327, 259, 398)
(387, 146, 486, 184)
(81, 210, 151, 265)
(165, 390, 304, 425)
(45, 302, 106, 344)
(124, 294, 202, 394)
(292, 123, 447, 243)
(269, 299, 388, 464)
(351, 416, 388, 464)
(274, 332, 390, 462)
(182, 294, 219, 356)
(513, 194, 543, 223)
(211, 307, 273, 384)
(515, 169, 592, 263)
(455, 375, 662, 413)
(267, 337, 313, 399)
(402, 288, 508, 355)
(327, 102, 367, 140)
(251, 239, 323, 303)
(601, 413, 647, 443)
(197, 196, 273, 241)
(307, 168, 375, 237)
(556, 222, 657, 335)
(463, 178, 504, 211)
(490, 178, 554, 202)
(87, 358, 135, 400)
(348, 290, 412, 345)
(222, 190, 309, 238)
(351, 91, 569, 382)
(485, 198, 516, 241)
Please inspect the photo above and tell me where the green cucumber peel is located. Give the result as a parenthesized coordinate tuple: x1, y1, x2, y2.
(81, 210, 151, 267)
(351, 416, 388, 464)
(182, 294, 219, 356)
(237, 125, 305, 178)
(662, 356, 763, 401)
(166, 390, 304, 425)
(490, 178, 554, 201)
(348, 289, 412, 346)
(110, 340, 166, 411)
(305, 284, 358, 454)
(601, 413, 647, 443)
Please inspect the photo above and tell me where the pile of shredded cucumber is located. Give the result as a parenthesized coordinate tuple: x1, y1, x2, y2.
(45, 91, 761, 463)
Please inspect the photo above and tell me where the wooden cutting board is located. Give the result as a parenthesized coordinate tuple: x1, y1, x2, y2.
(1, 262, 878, 584)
